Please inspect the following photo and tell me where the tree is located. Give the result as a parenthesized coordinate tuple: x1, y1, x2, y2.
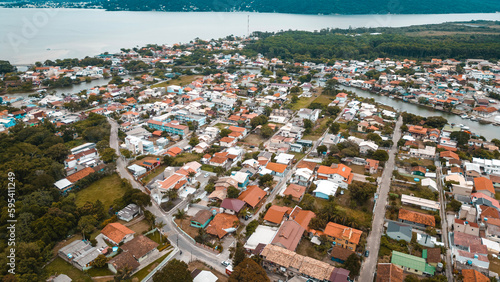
(366, 133, 382, 145)
(227, 186, 240, 198)
(260, 124, 273, 138)
(189, 134, 199, 147)
(349, 181, 377, 205)
(259, 174, 274, 187)
(153, 259, 192, 282)
(425, 116, 448, 129)
(369, 149, 389, 162)
(330, 122, 340, 134)
(232, 242, 246, 267)
(45, 143, 70, 162)
(78, 215, 97, 239)
(229, 258, 270, 282)
(220, 128, 231, 138)
(101, 147, 118, 163)
(303, 119, 313, 134)
(317, 145, 328, 155)
(246, 220, 259, 237)
(449, 199, 462, 212)
(450, 131, 471, 147)
(93, 254, 108, 268)
(343, 253, 361, 278)
(175, 209, 186, 220)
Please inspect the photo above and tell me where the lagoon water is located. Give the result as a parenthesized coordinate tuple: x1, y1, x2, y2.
(0, 8, 499, 64)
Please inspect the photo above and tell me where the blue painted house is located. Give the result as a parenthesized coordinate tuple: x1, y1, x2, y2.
(0, 117, 16, 128)
(231, 171, 250, 189)
(190, 210, 214, 229)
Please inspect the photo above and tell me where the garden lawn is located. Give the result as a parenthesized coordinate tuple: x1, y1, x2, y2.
(45, 257, 92, 282)
(75, 173, 126, 209)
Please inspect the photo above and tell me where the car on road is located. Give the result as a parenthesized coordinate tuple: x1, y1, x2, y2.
(221, 260, 231, 266)
(204, 173, 209, 178)
(364, 250, 370, 257)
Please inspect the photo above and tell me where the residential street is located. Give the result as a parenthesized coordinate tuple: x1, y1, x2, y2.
(358, 115, 403, 282)
(108, 118, 227, 279)
(436, 160, 453, 280)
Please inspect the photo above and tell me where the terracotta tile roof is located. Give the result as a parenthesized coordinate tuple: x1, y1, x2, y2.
(424, 248, 441, 264)
(480, 206, 500, 220)
(159, 173, 186, 190)
(376, 263, 404, 282)
(462, 269, 489, 282)
(167, 147, 182, 157)
(317, 164, 352, 179)
(238, 185, 266, 208)
(205, 213, 239, 238)
(210, 155, 228, 164)
(283, 184, 306, 200)
(330, 245, 355, 261)
(296, 160, 317, 171)
(101, 223, 135, 244)
(289, 207, 316, 231)
(264, 205, 291, 224)
(66, 167, 95, 183)
(108, 252, 140, 272)
(228, 126, 246, 133)
(266, 162, 288, 173)
(412, 166, 426, 173)
(440, 150, 459, 160)
(398, 209, 435, 227)
(474, 177, 495, 195)
(220, 137, 235, 143)
(121, 234, 158, 259)
(409, 125, 428, 135)
(271, 220, 305, 251)
(324, 222, 363, 245)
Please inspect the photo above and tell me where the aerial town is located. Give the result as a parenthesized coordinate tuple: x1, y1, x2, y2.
(1, 36, 500, 282)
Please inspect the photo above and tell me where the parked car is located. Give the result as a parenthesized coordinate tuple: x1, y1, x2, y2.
(204, 173, 209, 178)
(221, 260, 231, 266)
(364, 250, 370, 257)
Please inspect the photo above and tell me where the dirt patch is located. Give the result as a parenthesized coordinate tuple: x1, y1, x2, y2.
(127, 219, 152, 234)
(175, 217, 200, 239)
(188, 260, 228, 282)
(242, 134, 265, 146)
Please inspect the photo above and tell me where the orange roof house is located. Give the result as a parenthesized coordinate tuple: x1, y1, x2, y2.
(283, 184, 307, 202)
(408, 125, 428, 136)
(288, 206, 316, 231)
(66, 167, 95, 183)
(238, 185, 266, 208)
(266, 162, 288, 174)
(263, 205, 291, 225)
(398, 209, 435, 227)
(205, 213, 239, 238)
(461, 269, 489, 282)
(440, 150, 459, 160)
(166, 147, 182, 157)
(100, 222, 135, 245)
(324, 222, 363, 247)
(474, 177, 495, 197)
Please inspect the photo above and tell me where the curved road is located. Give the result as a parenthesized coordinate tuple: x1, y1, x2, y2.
(108, 118, 227, 277)
(358, 115, 403, 282)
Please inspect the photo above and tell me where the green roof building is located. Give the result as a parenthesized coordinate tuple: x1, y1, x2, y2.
(391, 251, 436, 276)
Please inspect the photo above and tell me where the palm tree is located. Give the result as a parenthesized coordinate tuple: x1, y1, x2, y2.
(175, 209, 186, 220)
(154, 220, 166, 244)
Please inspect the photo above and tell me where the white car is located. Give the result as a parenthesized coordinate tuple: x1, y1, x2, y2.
(204, 173, 209, 178)
(221, 260, 231, 266)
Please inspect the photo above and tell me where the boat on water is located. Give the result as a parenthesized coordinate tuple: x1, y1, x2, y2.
(462, 125, 470, 130)
(470, 116, 477, 121)
(460, 114, 468, 119)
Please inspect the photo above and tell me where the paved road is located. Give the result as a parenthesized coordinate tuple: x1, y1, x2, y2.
(358, 115, 403, 282)
(436, 160, 453, 280)
(108, 118, 227, 277)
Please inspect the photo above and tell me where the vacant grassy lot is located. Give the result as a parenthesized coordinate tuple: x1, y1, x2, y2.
(302, 118, 331, 140)
(242, 134, 266, 146)
(296, 238, 326, 261)
(151, 75, 201, 89)
(141, 164, 167, 184)
(45, 257, 92, 282)
(174, 217, 199, 239)
(75, 173, 126, 209)
(175, 153, 202, 165)
(127, 219, 152, 235)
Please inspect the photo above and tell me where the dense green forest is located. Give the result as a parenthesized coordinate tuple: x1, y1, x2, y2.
(244, 23, 500, 62)
(0, 113, 149, 281)
(96, 0, 500, 14)
(4, 0, 500, 14)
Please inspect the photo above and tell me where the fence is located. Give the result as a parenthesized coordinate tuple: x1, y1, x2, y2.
(141, 247, 179, 282)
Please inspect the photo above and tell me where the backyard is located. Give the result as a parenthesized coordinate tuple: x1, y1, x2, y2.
(45, 257, 92, 282)
(241, 134, 266, 146)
